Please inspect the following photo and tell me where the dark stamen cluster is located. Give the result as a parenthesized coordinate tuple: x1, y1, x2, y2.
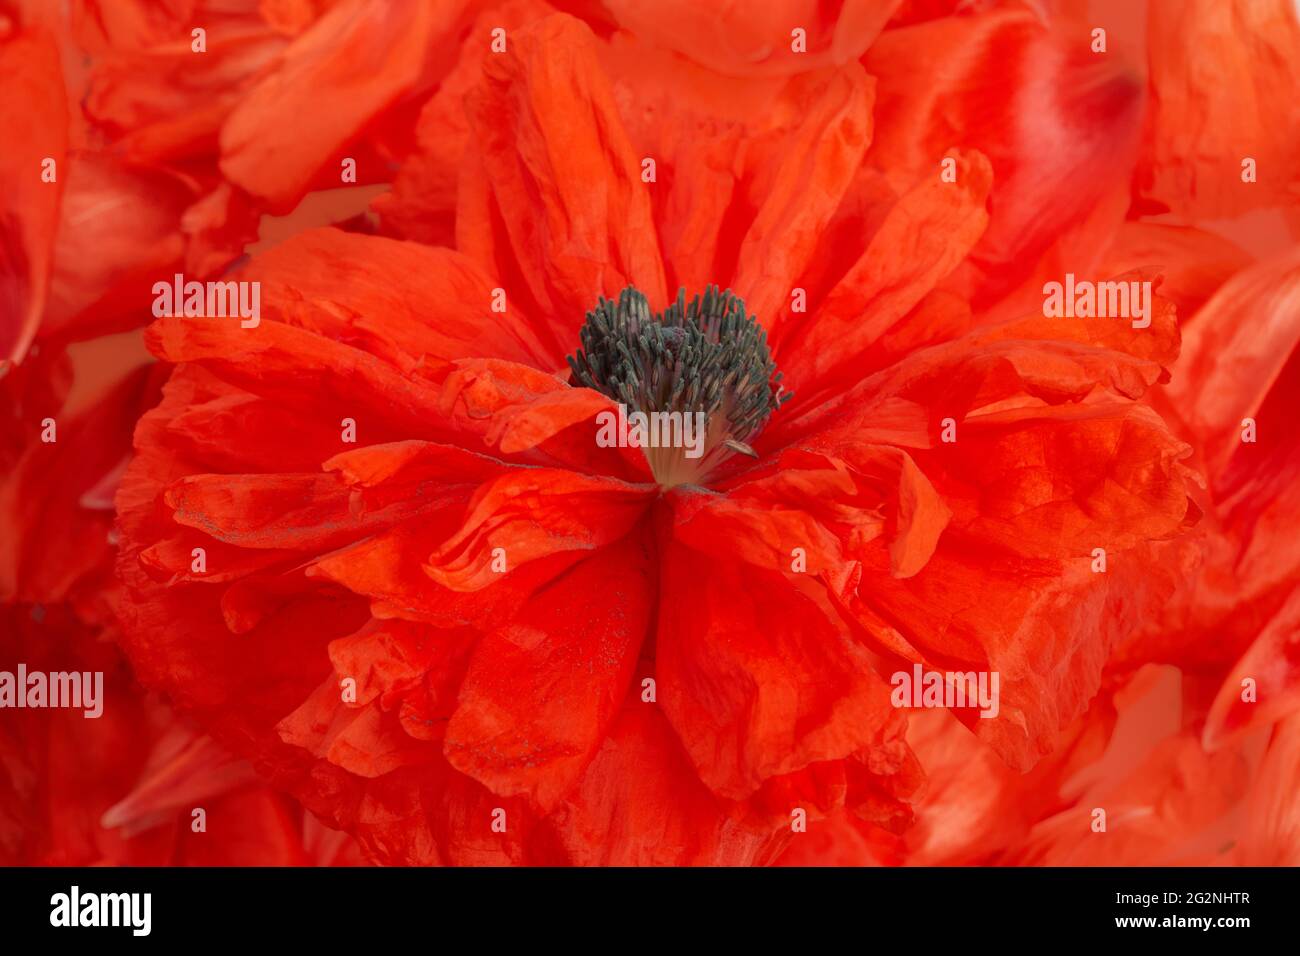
(566, 285, 789, 443)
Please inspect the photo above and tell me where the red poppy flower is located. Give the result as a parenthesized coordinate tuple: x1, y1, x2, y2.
(112, 10, 1200, 866)
(4, 0, 1296, 872)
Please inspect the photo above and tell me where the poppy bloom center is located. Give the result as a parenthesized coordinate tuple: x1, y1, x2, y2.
(567, 285, 789, 488)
